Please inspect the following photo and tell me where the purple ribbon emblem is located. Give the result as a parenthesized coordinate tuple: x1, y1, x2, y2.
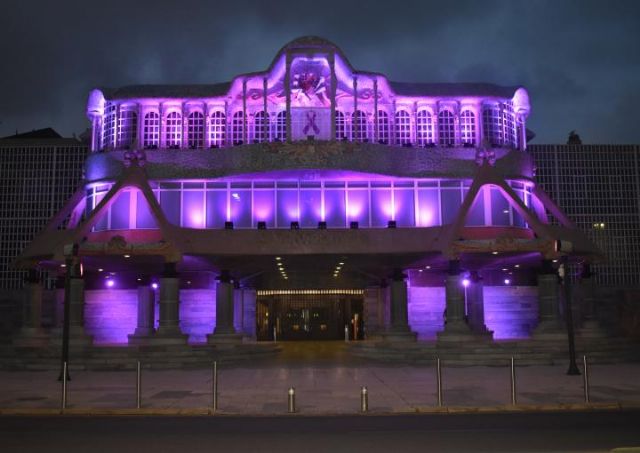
(303, 111, 320, 135)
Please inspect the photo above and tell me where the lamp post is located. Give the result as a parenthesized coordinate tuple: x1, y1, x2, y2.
(561, 255, 580, 376)
(58, 243, 78, 381)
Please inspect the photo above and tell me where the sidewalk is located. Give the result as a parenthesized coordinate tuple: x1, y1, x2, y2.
(1, 361, 639, 415)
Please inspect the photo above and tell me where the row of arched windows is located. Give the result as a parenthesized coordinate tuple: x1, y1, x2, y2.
(99, 104, 521, 150)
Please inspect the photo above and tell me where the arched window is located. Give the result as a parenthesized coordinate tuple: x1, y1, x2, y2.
(117, 110, 137, 149)
(209, 111, 226, 147)
(165, 112, 182, 148)
(143, 112, 159, 149)
(351, 110, 367, 142)
(232, 111, 244, 146)
(438, 110, 455, 146)
(253, 111, 269, 143)
(335, 110, 346, 140)
(416, 110, 434, 146)
(395, 110, 411, 145)
(101, 102, 116, 149)
(275, 111, 286, 141)
(482, 106, 503, 146)
(377, 110, 390, 144)
(460, 110, 476, 146)
(187, 111, 204, 149)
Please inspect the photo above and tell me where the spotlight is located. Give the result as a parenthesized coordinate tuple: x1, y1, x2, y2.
(257, 221, 267, 230)
(98, 268, 104, 272)
(290, 221, 300, 230)
(318, 221, 327, 230)
(350, 221, 359, 229)
(124, 254, 131, 258)
(275, 256, 281, 261)
(492, 251, 499, 255)
(387, 220, 397, 229)
(151, 282, 158, 290)
(504, 278, 511, 285)
(224, 221, 234, 230)
(462, 278, 470, 287)
(106, 279, 115, 288)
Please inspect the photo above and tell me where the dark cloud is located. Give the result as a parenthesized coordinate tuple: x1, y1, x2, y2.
(0, 0, 639, 143)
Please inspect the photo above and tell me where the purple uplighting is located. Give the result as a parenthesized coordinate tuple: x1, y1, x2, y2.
(106, 279, 115, 288)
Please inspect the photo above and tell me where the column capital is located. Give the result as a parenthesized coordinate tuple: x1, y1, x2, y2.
(447, 260, 461, 276)
(390, 268, 406, 281)
(217, 269, 232, 283)
(162, 262, 178, 278)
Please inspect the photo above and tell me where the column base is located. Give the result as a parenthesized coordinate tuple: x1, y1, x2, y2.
(379, 330, 417, 342)
(532, 320, 566, 340)
(12, 328, 49, 347)
(153, 325, 188, 345)
(128, 330, 156, 346)
(437, 321, 486, 343)
(207, 333, 243, 344)
(578, 320, 608, 339)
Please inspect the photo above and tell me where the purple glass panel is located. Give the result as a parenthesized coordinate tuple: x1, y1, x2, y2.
(324, 189, 346, 228)
(440, 187, 461, 225)
(182, 190, 204, 228)
(230, 189, 251, 228)
(464, 187, 485, 226)
(111, 190, 130, 229)
(347, 189, 369, 227)
(490, 187, 511, 226)
(394, 188, 414, 227)
(136, 190, 157, 228)
(417, 188, 439, 227)
(94, 192, 108, 231)
(300, 189, 321, 228)
(371, 188, 392, 227)
(253, 189, 275, 228)
(206, 190, 227, 228)
(160, 191, 181, 226)
(277, 189, 298, 227)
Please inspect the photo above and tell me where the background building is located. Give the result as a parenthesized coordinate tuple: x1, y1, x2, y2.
(0, 129, 87, 335)
(529, 144, 640, 288)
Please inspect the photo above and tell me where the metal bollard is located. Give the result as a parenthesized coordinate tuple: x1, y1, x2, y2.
(510, 357, 517, 405)
(344, 325, 349, 342)
(288, 387, 296, 413)
(136, 361, 142, 409)
(583, 355, 590, 403)
(212, 361, 218, 413)
(60, 361, 68, 412)
(273, 326, 277, 342)
(360, 386, 368, 413)
(436, 357, 443, 407)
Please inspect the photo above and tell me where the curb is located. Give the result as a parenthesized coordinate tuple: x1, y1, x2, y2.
(0, 402, 633, 417)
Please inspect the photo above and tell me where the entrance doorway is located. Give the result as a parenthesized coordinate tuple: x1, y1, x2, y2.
(256, 290, 364, 341)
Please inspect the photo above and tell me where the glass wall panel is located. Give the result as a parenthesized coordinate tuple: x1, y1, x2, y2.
(206, 190, 227, 228)
(277, 189, 299, 227)
(512, 188, 526, 227)
(394, 188, 414, 227)
(182, 190, 204, 228)
(371, 188, 392, 227)
(441, 186, 461, 225)
(94, 192, 108, 231)
(230, 189, 252, 228)
(417, 188, 439, 226)
(300, 189, 322, 228)
(490, 187, 511, 226)
(160, 191, 181, 226)
(253, 189, 275, 227)
(324, 189, 346, 228)
(136, 190, 157, 228)
(111, 190, 131, 230)
(346, 189, 369, 227)
(464, 187, 485, 226)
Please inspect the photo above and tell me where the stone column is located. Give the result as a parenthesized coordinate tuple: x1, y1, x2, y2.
(155, 262, 187, 344)
(578, 263, 606, 338)
(533, 260, 565, 338)
(14, 270, 48, 346)
(68, 273, 93, 346)
(242, 288, 257, 339)
(381, 270, 416, 342)
(466, 271, 492, 337)
(208, 270, 242, 343)
(128, 279, 156, 344)
(51, 276, 65, 337)
(438, 261, 474, 341)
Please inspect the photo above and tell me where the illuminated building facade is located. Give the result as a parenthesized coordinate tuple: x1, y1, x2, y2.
(17, 37, 602, 350)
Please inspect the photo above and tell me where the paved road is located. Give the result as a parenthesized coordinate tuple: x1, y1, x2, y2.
(2, 411, 640, 452)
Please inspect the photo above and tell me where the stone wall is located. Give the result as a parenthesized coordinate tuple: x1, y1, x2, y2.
(407, 286, 446, 340)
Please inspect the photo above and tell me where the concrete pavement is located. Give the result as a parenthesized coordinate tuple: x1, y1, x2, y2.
(1, 342, 639, 415)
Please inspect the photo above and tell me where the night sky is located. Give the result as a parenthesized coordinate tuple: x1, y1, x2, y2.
(1, 0, 639, 144)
